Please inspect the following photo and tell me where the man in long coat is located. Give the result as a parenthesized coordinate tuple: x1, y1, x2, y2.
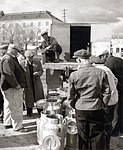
(19, 50, 45, 116)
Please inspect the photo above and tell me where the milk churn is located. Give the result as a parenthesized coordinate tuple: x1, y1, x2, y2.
(42, 114, 65, 150)
(36, 99, 47, 115)
(45, 98, 61, 114)
(36, 112, 48, 145)
(63, 110, 79, 150)
(47, 91, 62, 103)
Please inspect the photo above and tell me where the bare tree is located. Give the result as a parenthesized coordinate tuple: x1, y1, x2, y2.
(1, 23, 39, 51)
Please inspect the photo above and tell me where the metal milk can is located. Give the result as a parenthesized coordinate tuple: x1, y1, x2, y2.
(42, 114, 65, 150)
(45, 98, 61, 114)
(63, 110, 79, 150)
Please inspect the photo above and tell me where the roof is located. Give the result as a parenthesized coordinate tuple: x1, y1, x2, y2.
(0, 10, 63, 22)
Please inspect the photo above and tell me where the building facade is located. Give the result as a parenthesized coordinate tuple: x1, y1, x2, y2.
(111, 39, 123, 58)
(0, 10, 63, 46)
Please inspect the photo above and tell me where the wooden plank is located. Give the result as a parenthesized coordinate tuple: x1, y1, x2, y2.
(43, 62, 78, 70)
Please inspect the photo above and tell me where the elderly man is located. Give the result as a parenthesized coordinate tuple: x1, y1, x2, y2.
(0, 44, 28, 132)
(39, 31, 62, 63)
(67, 49, 111, 150)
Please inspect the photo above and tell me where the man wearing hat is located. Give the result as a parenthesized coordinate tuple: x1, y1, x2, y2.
(0, 44, 28, 132)
(39, 31, 62, 63)
(97, 50, 123, 137)
(20, 50, 45, 116)
(66, 49, 111, 149)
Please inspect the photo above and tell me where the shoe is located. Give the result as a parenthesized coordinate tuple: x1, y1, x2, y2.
(0, 118, 3, 123)
(5, 125, 13, 129)
(27, 114, 32, 117)
(15, 127, 28, 133)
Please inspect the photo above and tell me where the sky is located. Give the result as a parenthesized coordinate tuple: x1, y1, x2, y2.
(1, 0, 123, 38)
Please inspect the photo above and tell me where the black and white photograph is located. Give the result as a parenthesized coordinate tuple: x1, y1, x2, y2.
(0, 0, 123, 149)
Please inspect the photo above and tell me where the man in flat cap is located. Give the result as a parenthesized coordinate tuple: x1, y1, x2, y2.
(97, 50, 123, 137)
(66, 49, 111, 149)
(38, 31, 62, 63)
(0, 44, 28, 132)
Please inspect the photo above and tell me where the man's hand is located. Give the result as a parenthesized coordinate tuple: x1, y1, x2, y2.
(16, 85, 21, 89)
(33, 72, 39, 77)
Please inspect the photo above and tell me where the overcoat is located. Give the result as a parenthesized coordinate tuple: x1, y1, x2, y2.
(23, 57, 45, 108)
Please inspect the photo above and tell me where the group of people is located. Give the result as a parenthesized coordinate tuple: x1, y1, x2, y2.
(0, 31, 123, 148)
(0, 31, 62, 132)
(65, 49, 123, 150)
(0, 44, 45, 132)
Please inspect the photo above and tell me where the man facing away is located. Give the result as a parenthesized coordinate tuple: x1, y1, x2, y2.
(66, 49, 111, 150)
(0, 44, 28, 132)
(97, 50, 123, 136)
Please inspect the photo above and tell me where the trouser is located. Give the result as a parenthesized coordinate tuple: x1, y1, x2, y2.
(75, 109, 108, 150)
(2, 88, 23, 130)
(0, 90, 4, 122)
(27, 107, 32, 115)
(112, 91, 123, 134)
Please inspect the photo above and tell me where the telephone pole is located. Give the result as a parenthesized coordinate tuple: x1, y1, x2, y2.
(62, 9, 67, 22)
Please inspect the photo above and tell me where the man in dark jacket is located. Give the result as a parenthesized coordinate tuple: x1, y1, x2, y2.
(0, 44, 28, 132)
(39, 31, 62, 63)
(102, 51, 123, 136)
(66, 49, 111, 150)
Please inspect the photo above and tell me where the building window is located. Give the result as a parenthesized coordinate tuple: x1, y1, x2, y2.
(30, 22, 33, 26)
(38, 22, 41, 26)
(121, 48, 123, 53)
(116, 48, 120, 53)
(2, 24, 5, 28)
(23, 23, 26, 28)
(38, 29, 41, 33)
(46, 21, 49, 26)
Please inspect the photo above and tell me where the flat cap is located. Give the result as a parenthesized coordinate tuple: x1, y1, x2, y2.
(96, 50, 109, 57)
(8, 44, 21, 53)
(41, 31, 48, 36)
(73, 49, 91, 59)
(25, 50, 35, 57)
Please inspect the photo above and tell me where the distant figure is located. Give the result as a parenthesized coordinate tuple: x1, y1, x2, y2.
(0, 44, 28, 132)
(20, 50, 45, 116)
(39, 31, 62, 63)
